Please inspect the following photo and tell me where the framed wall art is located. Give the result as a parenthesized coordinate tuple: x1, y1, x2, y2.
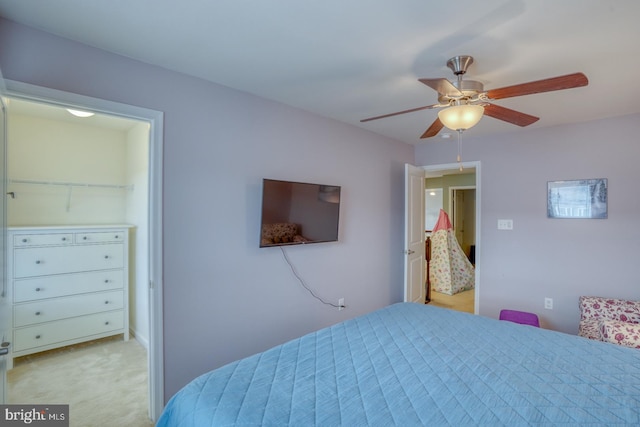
(547, 178, 607, 219)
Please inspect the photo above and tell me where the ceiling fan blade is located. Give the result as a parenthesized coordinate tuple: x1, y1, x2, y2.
(420, 118, 444, 139)
(419, 78, 463, 97)
(486, 72, 588, 100)
(360, 104, 440, 122)
(483, 103, 539, 127)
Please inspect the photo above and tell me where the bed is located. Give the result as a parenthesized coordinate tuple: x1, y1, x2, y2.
(157, 303, 640, 426)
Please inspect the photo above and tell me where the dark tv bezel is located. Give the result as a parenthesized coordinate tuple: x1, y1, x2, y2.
(259, 178, 341, 248)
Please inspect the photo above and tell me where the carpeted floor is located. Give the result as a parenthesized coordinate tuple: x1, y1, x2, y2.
(7, 335, 153, 426)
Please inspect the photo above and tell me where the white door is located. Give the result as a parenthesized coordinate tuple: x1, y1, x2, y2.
(0, 86, 8, 403)
(404, 164, 426, 303)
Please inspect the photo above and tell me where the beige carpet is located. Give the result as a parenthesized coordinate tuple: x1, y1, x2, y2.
(7, 335, 153, 427)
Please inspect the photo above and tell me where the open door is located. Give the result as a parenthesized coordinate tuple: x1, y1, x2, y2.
(404, 164, 426, 303)
(0, 77, 8, 403)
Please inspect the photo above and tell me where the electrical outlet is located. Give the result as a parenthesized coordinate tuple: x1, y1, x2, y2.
(338, 298, 345, 311)
(544, 297, 553, 310)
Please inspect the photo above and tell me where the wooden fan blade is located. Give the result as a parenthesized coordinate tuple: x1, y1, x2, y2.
(483, 103, 539, 127)
(360, 104, 440, 122)
(419, 78, 463, 97)
(420, 118, 444, 139)
(486, 72, 588, 100)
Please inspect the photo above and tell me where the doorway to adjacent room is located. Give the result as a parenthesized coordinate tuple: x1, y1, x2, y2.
(423, 164, 478, 314)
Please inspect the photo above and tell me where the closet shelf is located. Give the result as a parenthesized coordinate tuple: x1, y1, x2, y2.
(8, 178, 134, 212)
(9, 178, 134, 191)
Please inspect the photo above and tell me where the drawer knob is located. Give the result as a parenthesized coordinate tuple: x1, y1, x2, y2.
(35, 260, 42, 264)
(61, 237, 67, 241)
(115, 235, 119, 239)
(104, 255, 109, 259)
(35, 287, 41, 292)
(35, 335, 41, 339)
(83, 236, 88, 240)
(104, 301, 109, 304)
(22, 238, 28, 243)
(104, 321, 110, 325)
(35, 311, 41, 316)
(104, 279, 110, 283)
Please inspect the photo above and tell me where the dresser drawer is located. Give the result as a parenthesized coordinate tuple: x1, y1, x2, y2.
(14, 290, 124, 327)
(13, 310, 125, 352)
(14, 244, 124, 278)
(74, 231, 126, 244)
(14, 233, 73, 247)
(13, 270, 124, 303)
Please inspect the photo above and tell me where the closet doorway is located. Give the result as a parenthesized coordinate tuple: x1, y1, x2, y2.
(2, 87, 163, 423)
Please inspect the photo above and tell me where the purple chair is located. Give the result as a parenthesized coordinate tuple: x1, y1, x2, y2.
(499, 309, 540, 327)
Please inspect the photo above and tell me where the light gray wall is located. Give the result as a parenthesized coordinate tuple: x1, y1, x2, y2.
(0, 19, 414, 399)
(416, 114, 640, 333)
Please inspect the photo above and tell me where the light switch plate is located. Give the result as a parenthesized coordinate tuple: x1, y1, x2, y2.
(497, 219, 513, 230)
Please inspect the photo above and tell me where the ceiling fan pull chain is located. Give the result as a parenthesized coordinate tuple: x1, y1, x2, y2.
(457, 130, 464, 171)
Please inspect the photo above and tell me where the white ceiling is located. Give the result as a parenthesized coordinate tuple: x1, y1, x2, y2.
(0, 0, 638, 144)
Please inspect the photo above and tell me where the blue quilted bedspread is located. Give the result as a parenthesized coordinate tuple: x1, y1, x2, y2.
(157, 303, 640, 426)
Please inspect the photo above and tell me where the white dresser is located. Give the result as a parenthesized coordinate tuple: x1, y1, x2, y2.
(7, 225, 131, 368)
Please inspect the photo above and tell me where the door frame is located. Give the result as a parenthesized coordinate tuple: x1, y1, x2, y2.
(422, 161, 481, 314)
(0, 83, 7, 405)
(2, 80, 164, 421)
(449, 185, 476, 219)
(449, 186, 476, 259)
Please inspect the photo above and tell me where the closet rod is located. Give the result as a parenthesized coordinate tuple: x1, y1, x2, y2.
(9, 178, 134, 190)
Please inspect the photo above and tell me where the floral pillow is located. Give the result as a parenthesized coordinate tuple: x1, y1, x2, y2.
(579, 296, 640, 323)
(578, 320, 602, 341)
(599, 319, 640, 349)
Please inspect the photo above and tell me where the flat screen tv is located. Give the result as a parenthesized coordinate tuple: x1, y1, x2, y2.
(259, 179, 341, 247)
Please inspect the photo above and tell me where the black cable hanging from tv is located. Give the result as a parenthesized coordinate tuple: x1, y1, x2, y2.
(280, 246, 342, 309)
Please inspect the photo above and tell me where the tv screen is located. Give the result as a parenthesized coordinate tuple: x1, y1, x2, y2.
(260, 179, 341, 247)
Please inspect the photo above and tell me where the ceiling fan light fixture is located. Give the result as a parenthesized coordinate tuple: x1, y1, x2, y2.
(437, 104, 484, 131)
(66, 108, 95, 118)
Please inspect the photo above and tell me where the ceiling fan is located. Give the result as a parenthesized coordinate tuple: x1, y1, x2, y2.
(361, 55, 589, 139)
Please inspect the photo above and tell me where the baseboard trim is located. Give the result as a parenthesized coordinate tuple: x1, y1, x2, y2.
(129, 328, 149, 351)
